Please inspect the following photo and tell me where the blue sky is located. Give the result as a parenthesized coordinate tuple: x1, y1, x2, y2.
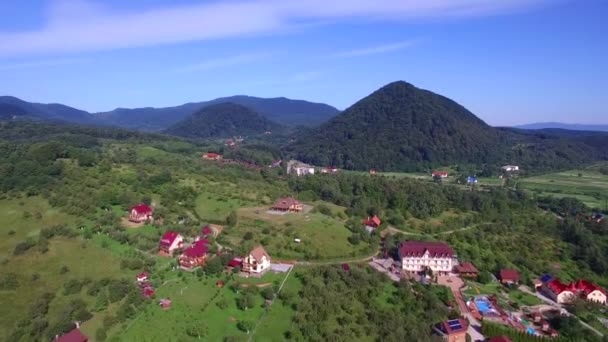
(0, 0, 606, 126)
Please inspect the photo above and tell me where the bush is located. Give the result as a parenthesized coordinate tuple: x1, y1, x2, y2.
(59, 265, 70, 274)
(262, 287, 275, 300)
(216, 297, 229, 309)
(243, 232, 254, 240)
(0, 272, 19, 290)
(237, 320, 254, 334)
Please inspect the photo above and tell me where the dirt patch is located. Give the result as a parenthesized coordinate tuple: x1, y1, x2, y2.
(228, 317, 237, 322)
(240, 282, 273, 288)
(121, 217, 144, 229)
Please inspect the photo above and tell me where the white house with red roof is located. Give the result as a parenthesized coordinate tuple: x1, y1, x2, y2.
(136, 272, 149, 283)
(363, 215, 382, 233)
(432, 171, 449, 178)
(271, 197, 302, 212)
(544, 278, 606, 304)
(202, 152, 222, 160)
(398, 240, 454, 275)
(179, 239, 209, 270)
(129, 204, 154, 223)
(158, 231, 183, 256)
(243, 245, 271, 275)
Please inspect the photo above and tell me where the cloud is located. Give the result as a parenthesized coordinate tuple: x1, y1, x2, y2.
(0, 0, 550, 56)
(329, 40, 418, 58)
(174, 52, 272, 73)
(0, 57, 88, 71)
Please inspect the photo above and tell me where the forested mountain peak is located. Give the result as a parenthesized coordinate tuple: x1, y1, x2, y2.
(164, 102, 284, 139)
(287, 80, 500, 170)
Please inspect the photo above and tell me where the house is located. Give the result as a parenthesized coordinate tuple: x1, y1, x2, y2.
(341, 263, 351, 272)
(502, 165, 520, 172)
(158, 231, 184, 256)
(271, 197, 302, 212)
(129, 203, 154, 223)
(143, 286, 155, 298)
(200, 225, 213, 238)
(179, 239, 209, 270)
(543, 278, 606, 304)
(202, 152, 222, 160)
(321, 166, 339, 173)
(227, 257, 243, 270)
(499, 269, 520, 285)
(466, 176, 478, 184)
(287, 160, 315, 176)
(432, 171, 449, 178)
(432, 318, 468, 342)
(269, 160, 282, 168)
(136, 272, 149, 283)
(363, 215, 382, 233)
(243, 245, 271, 274)
(455, 262, 478, 278)
(369, 169, 377, 175)
(398, 241, 454, 276)
(226, 139, 236, 147)
(487, 337, 513, 342)
(159, 298, 172, 310)
(55, 326, 88, 342)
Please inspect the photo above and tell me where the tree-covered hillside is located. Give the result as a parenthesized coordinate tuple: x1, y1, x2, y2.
(287, 81, 608, 172)
(164, 102, 284, 139)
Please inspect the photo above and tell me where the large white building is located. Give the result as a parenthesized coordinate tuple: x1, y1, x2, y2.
(398, 241, 454, 276)
(287, 160, 315, 176)
(243, 245, 271, 274)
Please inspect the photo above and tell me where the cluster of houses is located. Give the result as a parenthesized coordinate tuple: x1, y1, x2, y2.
(539, 276, 607, 304)
(136, 272, 155, 298)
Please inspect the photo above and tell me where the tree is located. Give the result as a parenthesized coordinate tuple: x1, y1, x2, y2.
(262, 287, 275, 301)
(204, 257, 223, 275)
(226, 210, 238, 226)
(186, 323, 208, 339)
(237, 294, 255, 310)
(237, 320, 254, 334)
(216, 297, 229, 310)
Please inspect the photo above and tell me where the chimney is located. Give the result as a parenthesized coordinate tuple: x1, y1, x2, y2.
(75, 321, 80, 329)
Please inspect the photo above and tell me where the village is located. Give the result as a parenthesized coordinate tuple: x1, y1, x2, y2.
(52, 153, 606, 342)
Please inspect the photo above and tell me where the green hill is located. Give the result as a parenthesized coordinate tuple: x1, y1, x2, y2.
(164, 102, 284, 139)
(287, 81, 608, 172)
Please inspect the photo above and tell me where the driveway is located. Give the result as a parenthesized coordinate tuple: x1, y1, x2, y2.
(438, 276, 486, 342)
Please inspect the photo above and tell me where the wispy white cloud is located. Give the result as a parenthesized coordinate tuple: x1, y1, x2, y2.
(0, 57, 87, 71)
(0, 0, 550, 56)
(174, 52, 272, 73)
(329, 40, 419, 58)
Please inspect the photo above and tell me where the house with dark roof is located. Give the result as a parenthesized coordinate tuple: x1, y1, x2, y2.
(455, 262, 478, 278)
(398, 241, 454, 275)
(55, 326, 88, 342)
(158, 231, 183, 256)
(243, 245, 271, 275)
(499, 269, 520, 285)
(432, 318, 468, 342)
(179, 239, 209, 270)
(270, 197, 302, 212)
(129, 203, 154, 223)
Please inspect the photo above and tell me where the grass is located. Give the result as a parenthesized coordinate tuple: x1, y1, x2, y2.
(195, 190, 259, 221)
(519, 169, 608, 208)
(463, 281, 503, 298)
(114, 271, 291, 341)
(231, 207, 371, 260)
(508, 290, 542, 307)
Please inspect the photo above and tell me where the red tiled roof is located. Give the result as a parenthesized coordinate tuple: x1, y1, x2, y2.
(143, 287, 155, 297)
(271, 197, 300, 210)
(56, 328, 88, 342)
(399, 241, 453, 258)
(183, 240, 209, 258)
(201, 226, 212, 236)
(363, 215, 382, 228)
(228, 257, 243, 267)
(136, 272, 149, 279)
(203, 152, 221, 158)
(250, 246, 270, 262)
(546, 279, 576, 295)
(456, 262, 478, 274)
(500, 269, 520, 282)
(432, 171, 448, 177)
(487, 337, 513, 342)
(131, 203, 153, 215)
(159, 231, 180, 247)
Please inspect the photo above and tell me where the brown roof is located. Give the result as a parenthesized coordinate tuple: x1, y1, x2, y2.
(456, 262, 478, 274)
(250, 245, 270, 262)
(399, 241, 453, 258)
(56, 328, 88, 342)
(500, 269, 520, 282)
(271, 197, 300, 210)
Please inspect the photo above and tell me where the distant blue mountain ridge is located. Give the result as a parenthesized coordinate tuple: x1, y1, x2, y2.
(515, 122, 608, 132)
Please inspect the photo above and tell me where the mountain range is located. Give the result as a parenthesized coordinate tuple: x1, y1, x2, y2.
(165, 103, 284, 139)
(0, 95, 339, 130)
(515, 122, 608, 132)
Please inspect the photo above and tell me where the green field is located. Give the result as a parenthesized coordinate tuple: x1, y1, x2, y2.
(519, 169, 608, 208)
(228, 206, 371, 260)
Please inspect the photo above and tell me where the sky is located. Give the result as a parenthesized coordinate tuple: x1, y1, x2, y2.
(0, 0, 606, 126)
